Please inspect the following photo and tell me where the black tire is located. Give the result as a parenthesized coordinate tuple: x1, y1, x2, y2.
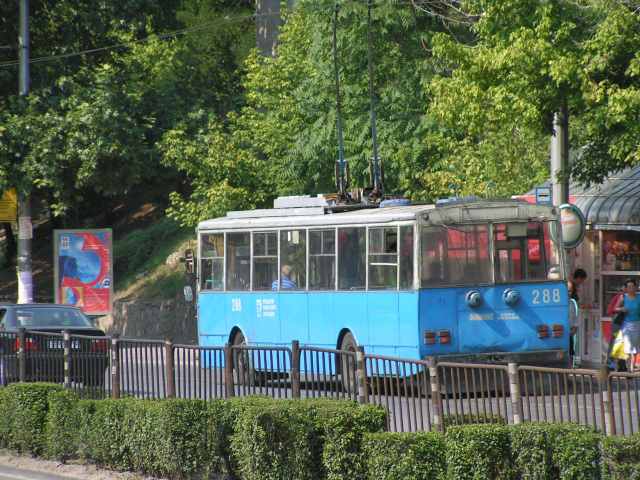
(232, 331, 255, 386)
(339, 332, 358, 395)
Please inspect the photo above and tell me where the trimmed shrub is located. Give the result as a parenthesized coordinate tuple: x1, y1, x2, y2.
(126, 399, 209, 478)
(230, 399, 319, 480)
(311, 400, 387, 480)
(546, 424, 602, 480)
(446, 423, 514, 480)
(45, 389, 80, 461)
(0, 386, 11, 448)
(82, 398, 136, 470)
(510, 424, 553, 480)
(363, 431, 446, 480)
(204, 396, 275, 477)
(601, 435, 640, 479)
(510, 423, 602, 480)
(76, 399, 97, 461)
(0, 383, 65, 455)
(443, 413, 506, 427)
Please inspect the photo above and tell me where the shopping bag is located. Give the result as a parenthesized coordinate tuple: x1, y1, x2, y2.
(611, 330, 628, 361)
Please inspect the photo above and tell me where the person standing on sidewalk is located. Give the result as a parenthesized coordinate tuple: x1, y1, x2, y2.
(614, 278, 640, 373)
(568, 269, 587, 360)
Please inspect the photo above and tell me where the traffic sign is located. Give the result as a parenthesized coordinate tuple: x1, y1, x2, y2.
(535, 187, 552, 205)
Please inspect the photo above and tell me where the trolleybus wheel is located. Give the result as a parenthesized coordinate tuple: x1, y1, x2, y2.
(232, 331, 255, 387)
(339, 332, 358, 395)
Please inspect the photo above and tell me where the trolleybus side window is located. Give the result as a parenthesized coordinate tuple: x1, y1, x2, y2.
(200, 233, 224, 290)
(338, 227, 366, 290)
(309, 229, 336, 290)
(279, 230, 306, 290)
(420, 225, 491, 286)
(368, 227, 398, 290)
(226, 232, 250, 291)
(399, 225, 414, 290)
(253, 231, 278, 290)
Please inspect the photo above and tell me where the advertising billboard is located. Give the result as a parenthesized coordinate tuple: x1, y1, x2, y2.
(54, 229, 113, 315)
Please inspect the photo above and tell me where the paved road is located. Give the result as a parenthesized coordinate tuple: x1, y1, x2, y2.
(0, 465, 71, 480)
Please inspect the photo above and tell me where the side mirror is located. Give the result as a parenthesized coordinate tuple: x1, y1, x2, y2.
(183, 285, 193, 303)
(183, 249, 195, 274)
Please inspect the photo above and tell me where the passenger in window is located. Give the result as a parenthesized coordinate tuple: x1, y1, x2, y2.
(272, 265, 297, 290)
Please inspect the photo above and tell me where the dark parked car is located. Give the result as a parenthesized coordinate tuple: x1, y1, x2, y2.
(0, 304, 108, 387)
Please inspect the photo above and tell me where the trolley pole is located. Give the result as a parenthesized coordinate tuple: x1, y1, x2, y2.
(17, 0, 34, 304)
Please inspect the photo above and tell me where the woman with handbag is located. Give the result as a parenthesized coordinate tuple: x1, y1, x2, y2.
(614, 278, 640, 372)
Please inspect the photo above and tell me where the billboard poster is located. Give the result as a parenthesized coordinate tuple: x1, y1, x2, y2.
(54, 229, 113, 316)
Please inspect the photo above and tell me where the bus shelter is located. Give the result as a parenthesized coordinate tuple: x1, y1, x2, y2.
(518, 165, 640, 367)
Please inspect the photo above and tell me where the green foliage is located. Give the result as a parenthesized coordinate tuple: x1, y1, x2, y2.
(445, 424, 514, 480)
(601, 434, 640, 479)
(125, 399, 209, 478)
(0, 383, 65, 455)
(230, 399, 319, 480)
(429, 0, 640, 189)
(546, 424, 602, 480)
(0, 386, 625, 480)
(363, 431, 446, 480)
(510, 423, 602, 480)
(45, 389, 80, 462)
(81, 398, 135, 470)
(310, 399, 387, 480)
(160, 114, 270, 227)
(510, 424, 552, 480)
(0, 0, 252, 222)
(442, 413, 506, 427)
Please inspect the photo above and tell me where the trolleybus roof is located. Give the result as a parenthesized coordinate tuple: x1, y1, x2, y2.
(197, 200, 558, 231)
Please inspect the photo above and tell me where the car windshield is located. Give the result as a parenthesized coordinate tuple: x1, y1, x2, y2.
(11, 307, 92, 329)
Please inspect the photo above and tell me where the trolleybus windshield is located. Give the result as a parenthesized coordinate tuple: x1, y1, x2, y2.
(420, 221, 562, 287)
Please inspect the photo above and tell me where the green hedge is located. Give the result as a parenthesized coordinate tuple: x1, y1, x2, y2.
(2, 383, 639, 480)
(311, 399, 387, 480)
(0, 383, 65, 455)
(442, 413, 506, 427)
(45, 389, 81, 461)
(601, 435, 640, 479)
(510, 423, 601, 480)
(231, 399, 319, 480)
(446, 423, 514, 480)
(363, 431, 446, 480)
(229, 398, 387, 480)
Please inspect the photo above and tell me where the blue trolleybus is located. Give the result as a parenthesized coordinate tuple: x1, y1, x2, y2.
(196, 197, 571, 365)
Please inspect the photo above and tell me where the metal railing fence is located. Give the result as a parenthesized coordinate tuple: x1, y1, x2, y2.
(1, 328, 639, 435)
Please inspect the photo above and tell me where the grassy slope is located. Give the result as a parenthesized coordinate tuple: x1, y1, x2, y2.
(114, 218, 194, 300)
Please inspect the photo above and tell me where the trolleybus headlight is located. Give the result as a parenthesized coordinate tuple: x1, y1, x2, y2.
(438, 330, 451, 344)
(503, 288, 520, 306)
(424, 331, 436, 345)
(465, 290, 482, 308)
(537, 325, 550, 339)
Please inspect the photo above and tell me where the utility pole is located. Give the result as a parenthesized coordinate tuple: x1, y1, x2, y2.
(256, 0, 281, 57)
(550, 100, 569, 206)
(17, 0, 33, 304)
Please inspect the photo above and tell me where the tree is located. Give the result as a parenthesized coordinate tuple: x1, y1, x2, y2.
(160, 112, 269, 227)
(427, 0, 640, 188)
